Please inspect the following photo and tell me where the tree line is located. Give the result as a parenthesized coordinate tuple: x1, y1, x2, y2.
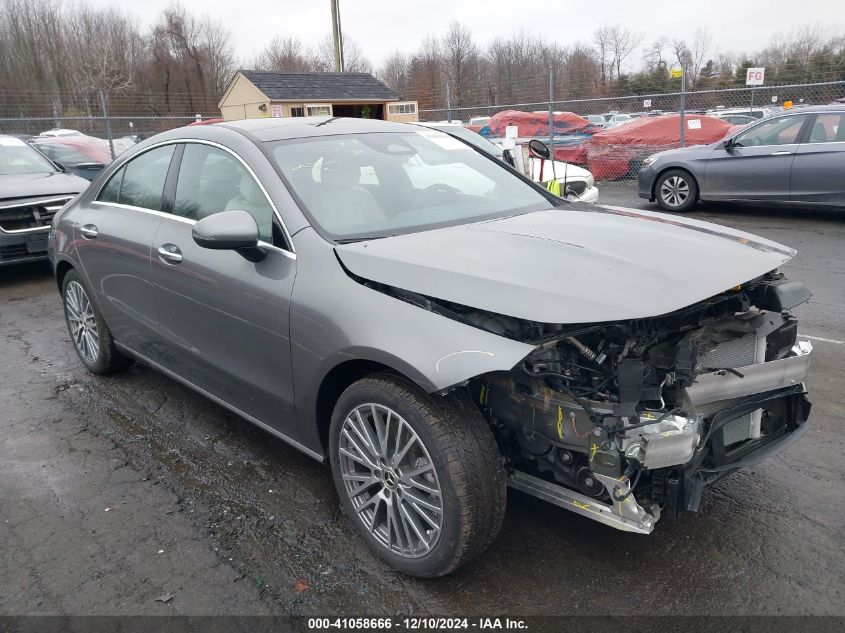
(1, 0, 843, 119)
(378, 23, 845, 112)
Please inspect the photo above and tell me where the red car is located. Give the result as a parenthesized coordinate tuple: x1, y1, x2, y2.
(587, 114, 740, 180)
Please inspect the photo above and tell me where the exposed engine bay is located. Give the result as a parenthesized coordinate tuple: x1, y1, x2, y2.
(355, 268, 813, 533)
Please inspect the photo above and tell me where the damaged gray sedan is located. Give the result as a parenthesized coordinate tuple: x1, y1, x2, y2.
(48, 117, 812, 578)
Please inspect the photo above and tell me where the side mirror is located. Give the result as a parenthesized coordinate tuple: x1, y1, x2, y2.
(502, 148, 516, 167)
(722, 138, 736, 150)
(192, 210, 266, 262)
(528, 139, 551, 160)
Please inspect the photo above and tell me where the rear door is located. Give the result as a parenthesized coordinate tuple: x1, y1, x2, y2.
(76, 144, 176, 355)
(704, 114, 810, 201)
(148, 141, 299, 438)
(790, 111, 845, 204)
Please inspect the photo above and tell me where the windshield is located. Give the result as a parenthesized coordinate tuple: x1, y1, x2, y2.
(32, 142, 100, 166)
(0, 137, 57, 175)
(270, 131, 552, 241)
(425, 125, 504, 158)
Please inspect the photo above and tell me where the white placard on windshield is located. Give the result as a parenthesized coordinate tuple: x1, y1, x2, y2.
(687, 119, 702, 129)
(417, 130, 467, 150)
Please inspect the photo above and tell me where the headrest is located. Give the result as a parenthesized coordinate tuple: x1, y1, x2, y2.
(238, 173, 266, 205)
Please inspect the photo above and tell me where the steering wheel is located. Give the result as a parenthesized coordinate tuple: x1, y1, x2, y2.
(417, 183, 461, 205)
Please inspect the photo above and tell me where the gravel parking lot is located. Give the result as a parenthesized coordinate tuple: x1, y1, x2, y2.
(1, 192, 843, 617)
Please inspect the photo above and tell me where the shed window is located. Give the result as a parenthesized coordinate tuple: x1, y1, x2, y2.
(388, 102, 417, 115)
(306, 104, 332, 116)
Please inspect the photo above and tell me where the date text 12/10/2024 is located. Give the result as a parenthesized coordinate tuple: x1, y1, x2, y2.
(307, 617, 528, 630)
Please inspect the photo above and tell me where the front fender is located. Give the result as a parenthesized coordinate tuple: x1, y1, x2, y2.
(289, 228, 535, 452)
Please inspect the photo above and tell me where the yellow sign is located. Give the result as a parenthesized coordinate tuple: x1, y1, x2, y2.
(670, 69, 684, 79)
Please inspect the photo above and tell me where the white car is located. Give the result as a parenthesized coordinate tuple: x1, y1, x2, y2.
(39, 128, 82, 137)
(527, 157, 598, 202)
(416, 122, 599, 203)
(605, 113, 635, 128)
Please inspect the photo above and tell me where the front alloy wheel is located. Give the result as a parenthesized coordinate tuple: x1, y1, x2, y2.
(329, 374, 507, 577)
(338, 403, 443, 558)
(656, 168, 698, 212)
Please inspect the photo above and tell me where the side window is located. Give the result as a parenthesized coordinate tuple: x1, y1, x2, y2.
(808, 113, 845, 143)
(98, 168, 124, 203)
(173, 144, 274, 244)
(734, 115, 807, 147)
(113, 145, 175, 210)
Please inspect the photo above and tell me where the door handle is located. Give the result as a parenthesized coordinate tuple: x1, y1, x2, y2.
(79, 224, 98, 239)
(157, 244, 183, 264)
(771, 151, 792, 155)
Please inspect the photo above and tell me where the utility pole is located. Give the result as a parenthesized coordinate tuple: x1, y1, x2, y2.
(548, 67, 558, 184)
(330, 0, 344, 72)
(446, 82, 452, 123)
(679, 64, 686, 148)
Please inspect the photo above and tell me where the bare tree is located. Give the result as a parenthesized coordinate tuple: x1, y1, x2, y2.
(200, 15, 236, 96)
(592, 26, 613, 84)
(672, 28, 712, 87)
(254, 36, 316, 72)
(378, 52, 411, 96)
(609, 25, 643, 80)
(441, 22, 480, 107)
(315, 35, 372, 72)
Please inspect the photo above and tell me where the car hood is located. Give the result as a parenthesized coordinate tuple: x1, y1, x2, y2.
(334, 204, 796, 324)
(649, 143, 716, 162)
(529, 158, 592, 181)
(0, 171, 89, 201)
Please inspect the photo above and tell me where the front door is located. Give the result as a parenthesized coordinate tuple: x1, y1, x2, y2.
(790, 112, 845, 204)
(148, 142, 298, 437)
(75, 144, 176, 355)
(704, 113, 810, 201)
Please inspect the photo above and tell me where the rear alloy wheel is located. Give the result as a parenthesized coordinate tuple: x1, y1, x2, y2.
(655, 169, 698, 212)
(61, 270, 132, 375)
(329, 374, 506, 577)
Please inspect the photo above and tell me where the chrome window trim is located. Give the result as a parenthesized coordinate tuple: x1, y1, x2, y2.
(94, 137, 296, 254)
(91, 200, 296, 260)
(0, 195, 75, 235)
(804, 139, 845, 145)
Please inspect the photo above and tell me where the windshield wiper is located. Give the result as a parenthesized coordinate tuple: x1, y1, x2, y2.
(334, 235, 387, 244)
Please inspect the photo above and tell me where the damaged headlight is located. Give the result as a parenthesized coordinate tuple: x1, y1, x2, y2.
(642, 154, 659, 167)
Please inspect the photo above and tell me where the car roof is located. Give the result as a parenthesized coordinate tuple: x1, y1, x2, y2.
(215, 116, 419, 142)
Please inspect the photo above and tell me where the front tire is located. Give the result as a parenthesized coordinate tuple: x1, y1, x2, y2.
(61, 270, 132, 374)
(329, 374, 506, 577)
(655, 168, 699, 212)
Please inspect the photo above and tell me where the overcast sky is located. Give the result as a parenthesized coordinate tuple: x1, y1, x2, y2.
(95, 0, 844, 70)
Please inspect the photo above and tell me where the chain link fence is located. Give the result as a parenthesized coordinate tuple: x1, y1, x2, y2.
(2, 80, 843, 186)
(0, 114, 210, 161)
(421, 80, 845, 184)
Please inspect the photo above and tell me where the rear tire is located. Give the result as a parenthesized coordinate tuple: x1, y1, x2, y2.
(655, 168, 698, 212)
(329, 374, 506, 577)
(61, 270, 132, 375)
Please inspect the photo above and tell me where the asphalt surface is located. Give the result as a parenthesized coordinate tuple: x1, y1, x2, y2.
(1, 190, 843, 617)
